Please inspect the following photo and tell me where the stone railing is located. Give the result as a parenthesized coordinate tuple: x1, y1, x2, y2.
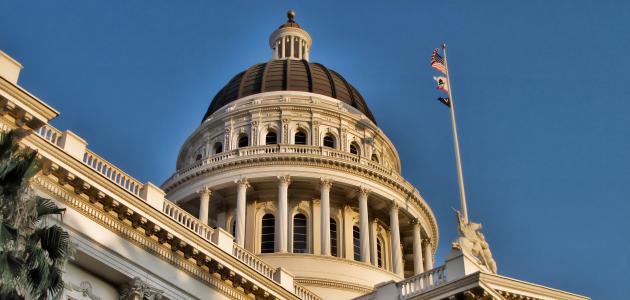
(83, 150, 142, 196)
(35, 124, 62, 147)
(162, 201, 214, 241)
(233, 243, 276, 279)
(398, 265, 447, 299)
(294, 284, 323, 300)
(175, 144, 398, 179)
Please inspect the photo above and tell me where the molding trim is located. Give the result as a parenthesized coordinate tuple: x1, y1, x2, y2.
(296, 277, 373, 294)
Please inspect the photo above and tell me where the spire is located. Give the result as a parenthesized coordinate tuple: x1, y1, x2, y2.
(269, 10, 312, 61)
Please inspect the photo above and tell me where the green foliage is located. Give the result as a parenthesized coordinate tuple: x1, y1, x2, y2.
(0, 129, 71, 300)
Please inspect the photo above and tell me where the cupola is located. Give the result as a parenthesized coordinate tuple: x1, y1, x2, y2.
(269, 10, 312, 61)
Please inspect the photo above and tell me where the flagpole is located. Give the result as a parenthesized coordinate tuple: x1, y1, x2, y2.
(442, 43, 469, 223)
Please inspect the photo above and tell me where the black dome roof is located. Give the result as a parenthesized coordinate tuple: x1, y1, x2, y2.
(202, 59, 376, 124)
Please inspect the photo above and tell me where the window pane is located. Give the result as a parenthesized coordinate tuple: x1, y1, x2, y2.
(377, 238, 383, 268)
(293, 214, 308, 253)
(285, 36, 291, 58)
(238, 135, 249, 148)
(295, 131, 307, 145)
(350, 144, 358, 155)
(330, 219, 337, 256)
(261, 214, 275, 253)
(323, 135, 335, 148)
(214, 143, 223, 154)
(353, 226, 361, 261)
(266, 132, 277, 145)
(294, 37, 300, 58)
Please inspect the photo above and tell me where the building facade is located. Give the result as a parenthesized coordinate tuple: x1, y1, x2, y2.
(0, 11, 589, 300)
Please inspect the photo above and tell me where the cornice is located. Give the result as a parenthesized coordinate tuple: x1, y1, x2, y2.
(0, 76, 59, 123)
(295, 277, 373, 294)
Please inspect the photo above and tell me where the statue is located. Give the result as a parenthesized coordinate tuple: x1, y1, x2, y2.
(452, 210, 497, 274)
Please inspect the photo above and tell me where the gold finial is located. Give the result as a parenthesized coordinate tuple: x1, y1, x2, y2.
(287, 10, 296, 22)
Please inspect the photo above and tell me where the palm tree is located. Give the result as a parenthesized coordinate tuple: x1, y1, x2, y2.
(0, 129, 71, 300)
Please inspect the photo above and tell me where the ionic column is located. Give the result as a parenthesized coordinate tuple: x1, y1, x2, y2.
(412, 219, 425, 275)
(390, 203, 403, 276)
(320, 178, 333, 255)
(358, 186, 371, 263)
(197, 186, 212, 225)
(276, 175, 291, 252)
(235, 178, 250, 246)
(423, 239, 434, 270)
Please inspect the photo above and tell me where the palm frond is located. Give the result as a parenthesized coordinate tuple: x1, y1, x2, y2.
(35, 197, 65, 220)
(36, 225, 69, 261)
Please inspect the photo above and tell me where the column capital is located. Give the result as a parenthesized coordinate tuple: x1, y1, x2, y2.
(357, 186, 371, 197)
(312, 198, 321, 205)
(235, 177, 250, 188)
(277, 175, 291, 185)
(320, 177, 334, 188)
(410, 218, 422, 226)
(422, 238, 433, 247)
(390, 202, 399, 211)
(196, 186, 212, 197)
(119, 277, 164, 300)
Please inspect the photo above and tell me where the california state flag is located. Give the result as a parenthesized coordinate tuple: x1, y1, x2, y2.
(433, 76, 449, 93)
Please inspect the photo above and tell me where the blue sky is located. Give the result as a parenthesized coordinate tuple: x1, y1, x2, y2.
(1, 1, 628, 298)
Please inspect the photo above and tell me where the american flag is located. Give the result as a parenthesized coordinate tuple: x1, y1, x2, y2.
(431, 48, 447, 74)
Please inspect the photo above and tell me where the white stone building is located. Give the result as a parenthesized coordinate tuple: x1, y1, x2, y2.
(0, 11, 589, 300)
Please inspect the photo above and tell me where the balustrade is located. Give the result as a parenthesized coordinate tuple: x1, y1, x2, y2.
(35, 124, 62, 147)
(233, 243, 275, 279)
(163, 201, 214, 241)
(83, 150, 142, 196)
(398, 265, 447, 299)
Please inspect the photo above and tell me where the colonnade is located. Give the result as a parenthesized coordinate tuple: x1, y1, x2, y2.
(195, 176, 434, 277)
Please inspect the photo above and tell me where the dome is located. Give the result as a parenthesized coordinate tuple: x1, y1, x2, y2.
(202, 59, 377, 124)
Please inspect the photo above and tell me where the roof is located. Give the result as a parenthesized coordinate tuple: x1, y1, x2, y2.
(202, 60, 377, 124)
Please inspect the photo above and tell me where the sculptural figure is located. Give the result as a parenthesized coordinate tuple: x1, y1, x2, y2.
(452, 210, 498, 274)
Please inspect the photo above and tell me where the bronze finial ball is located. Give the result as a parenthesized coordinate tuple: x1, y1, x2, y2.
(287, 10, 296, 21)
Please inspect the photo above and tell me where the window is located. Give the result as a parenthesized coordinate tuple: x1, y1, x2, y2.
(195, 154, 202, 161)
(294, 130, 307, 145)
(261, 214, 275, 253)
(293, 213, 307, 253)
(294, 37, 300, 58)
(238, 135, 249, 148)
(302, 41, 306, 59)
(285, 36, 291, 58)
(266, 131, 277, 145)
(377, 238, 384, 268)
(371, 153, 379, 162)
(231, 219, 236, 237)
(353, 226, 361, 261)
(350, 142, 360, 155)
(277, 40, 282, 58)
(330, 218, 338, 257)
(323, 134, 335, 148)
(214, 142, 223, 154)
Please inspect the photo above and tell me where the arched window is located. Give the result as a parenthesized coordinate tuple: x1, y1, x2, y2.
(294, 130, 307, 145)
(371, 153, 379, 162)
(350, 142, 360, 155)
(377, 237, 384, 268)
(293, 213, 307, 253)
(195, 154, 202, 161)
(285, 36, 291, 58)
(323, 133, 335, 148)
(265, 131, 277, 145)
(353, 226, 361, 261)
(214, 142, 223, 154)
(330, 218, 338, 257)
(238, 134, 249, 148)
(293, 37, 300, 58)
(277, 40, 282, 58)
(261, 214, 275, 253)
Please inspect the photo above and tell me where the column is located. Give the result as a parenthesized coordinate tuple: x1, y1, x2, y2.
(320, 178, 333, 255)
(197, 186, 211, 225)
(390, 203, 403, 276)
(423, 239, 434, 270)
(235, 178, 249, 246)
(276, 175, 291, 252)
(412, 219, 425, 275)
(358, 186, 371, 263)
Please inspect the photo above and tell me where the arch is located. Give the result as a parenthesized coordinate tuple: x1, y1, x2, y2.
(294, 130, 307, 145)
(265, 130, 278, 145)
(261, 214, 275, 253)
(353, 225, 361, 261)
(238, 134, 249, 148)
(330, 218, 338, 257)
(213, 142, 223, 154)
(323, 133, 336, 148)
(293, 213, 308, 253)
(350, 141, 361, 155)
